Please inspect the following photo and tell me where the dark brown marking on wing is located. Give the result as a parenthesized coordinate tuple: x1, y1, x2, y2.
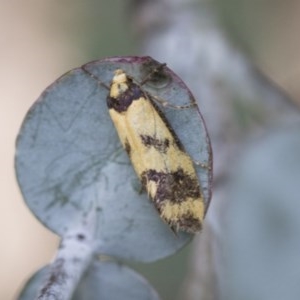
(171, 214, 202, 233)
(124, 139, 131, 156)
(107, 79, 144, 113)
(141, 168, 201, 205)
(140, 135, 170, 153)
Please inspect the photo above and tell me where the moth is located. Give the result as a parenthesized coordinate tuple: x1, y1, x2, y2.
(83, 64, 204, 233)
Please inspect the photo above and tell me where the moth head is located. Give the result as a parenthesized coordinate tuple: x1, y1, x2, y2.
(110, 69, 129, 98)
(113, 69, 128, 84)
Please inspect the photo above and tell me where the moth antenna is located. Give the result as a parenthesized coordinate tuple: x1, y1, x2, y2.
(81, 65, 110, 90)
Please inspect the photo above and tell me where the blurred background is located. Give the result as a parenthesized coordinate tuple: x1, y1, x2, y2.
(1, 0, 300, 299)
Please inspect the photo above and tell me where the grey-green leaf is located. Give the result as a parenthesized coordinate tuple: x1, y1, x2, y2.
(15, 56, 212, 262)
(18, 261, 160, 300)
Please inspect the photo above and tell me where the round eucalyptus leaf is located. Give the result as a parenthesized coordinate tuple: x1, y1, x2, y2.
(17, 260, 160, 300)
(15, 56, 212, 261)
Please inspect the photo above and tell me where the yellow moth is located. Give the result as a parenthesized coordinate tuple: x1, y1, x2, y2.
(84, 65, 205, 233)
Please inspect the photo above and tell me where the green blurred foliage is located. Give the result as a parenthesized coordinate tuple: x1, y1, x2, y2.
(44, 0, 135, 61)
(214, 0, 297, 54)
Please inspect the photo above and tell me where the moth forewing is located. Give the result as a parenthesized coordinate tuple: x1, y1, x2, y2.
(106, 69, 205, 233)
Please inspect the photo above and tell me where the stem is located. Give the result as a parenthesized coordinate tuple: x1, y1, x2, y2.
(35, 224, 96, 300)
